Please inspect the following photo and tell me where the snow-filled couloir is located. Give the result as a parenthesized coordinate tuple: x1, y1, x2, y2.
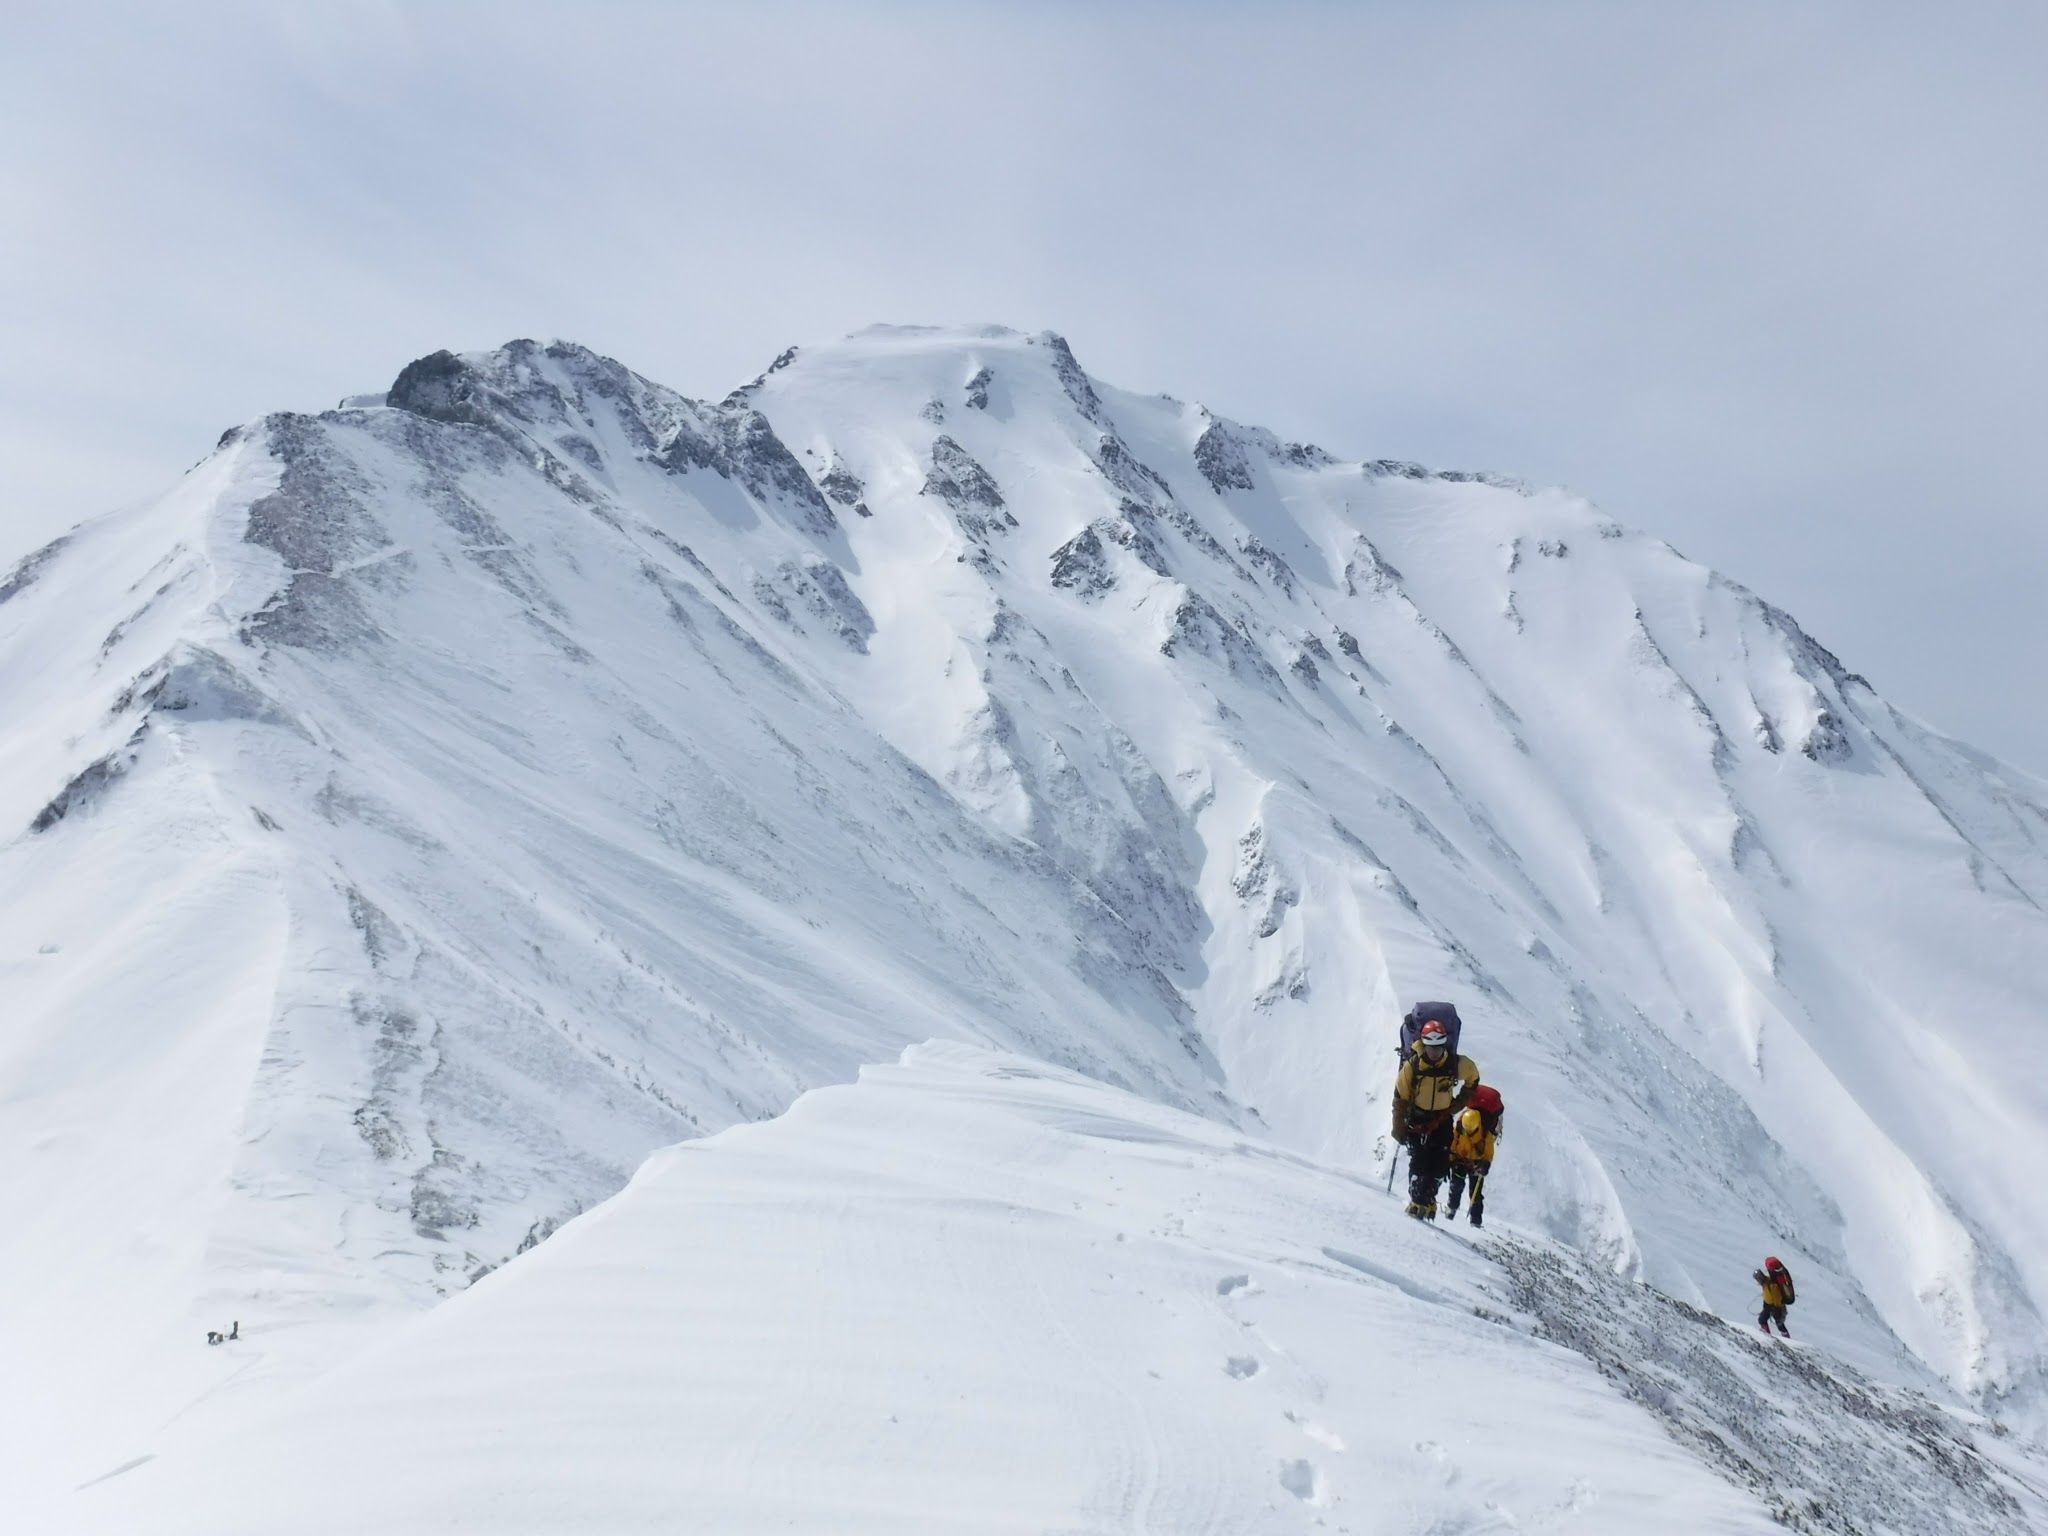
(4, 324, 2048, 1514)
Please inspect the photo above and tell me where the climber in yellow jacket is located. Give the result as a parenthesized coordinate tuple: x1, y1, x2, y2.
(1754, 1257, 1795, 1337)
(1444, 1103, 1496, 1228)
(1390, 1019, 1479, 1219)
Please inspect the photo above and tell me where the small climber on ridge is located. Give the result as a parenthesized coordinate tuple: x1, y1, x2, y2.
(1754, 1257, 1795, 1337)
(1392, 1016, 1479, 1220)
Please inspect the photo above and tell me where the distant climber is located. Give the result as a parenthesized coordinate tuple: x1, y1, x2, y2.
(1445, 1084, 1503, 1227)
(1391, 1007, 1480, 1220)
(204, 1320, 241, 1346)
(1754, 1258, 1795, 1337)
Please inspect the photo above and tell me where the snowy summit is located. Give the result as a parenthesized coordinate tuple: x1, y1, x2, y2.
(3, 324, 2047, 1532)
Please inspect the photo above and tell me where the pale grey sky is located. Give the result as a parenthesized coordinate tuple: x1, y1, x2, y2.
(6, 1, 2044, 773)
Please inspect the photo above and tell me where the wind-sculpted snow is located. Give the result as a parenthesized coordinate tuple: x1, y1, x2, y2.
(48, 1047, 1798, 1534)
(60, 1047, 2047, 1535)
(6, 321, 2048, 1516)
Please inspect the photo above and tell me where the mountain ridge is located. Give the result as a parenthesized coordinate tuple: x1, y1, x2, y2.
(61, 1043, 2048, 1536)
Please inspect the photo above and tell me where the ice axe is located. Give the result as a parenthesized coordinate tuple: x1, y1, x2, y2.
(1385, 1142, 1403, 1194)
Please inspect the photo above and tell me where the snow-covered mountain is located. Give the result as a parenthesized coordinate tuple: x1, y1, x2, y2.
(6, 324, 2048, 1523)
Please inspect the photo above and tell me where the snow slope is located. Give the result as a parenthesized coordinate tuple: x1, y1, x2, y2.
(5, 324, 2048, 1510)
(66, 1045, 2040, 1536)
(0, 350, 1219, 1500)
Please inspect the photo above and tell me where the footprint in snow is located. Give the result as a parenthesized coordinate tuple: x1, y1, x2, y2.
(1216, 1273, 1252, 1297)
(1224, 1355, 1260, 1379)
(1278, 1458, 1324, 1504)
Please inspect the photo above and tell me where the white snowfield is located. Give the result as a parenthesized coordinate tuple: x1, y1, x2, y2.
(63, 1045, 2035, 1536)
(4, 322, 2048, 1526)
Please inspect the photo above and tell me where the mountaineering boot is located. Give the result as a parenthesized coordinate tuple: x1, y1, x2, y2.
(1468, 1209, 1483, 1229)
(1405, 1201, 1426, 1219)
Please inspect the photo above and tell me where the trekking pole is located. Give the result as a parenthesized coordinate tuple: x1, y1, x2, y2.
(1385, 1144, 1403, 1195)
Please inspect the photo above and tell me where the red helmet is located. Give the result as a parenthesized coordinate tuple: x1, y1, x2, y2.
(1418, 1021, 1450, 1049)
(1766, 1256, 1785, 1272)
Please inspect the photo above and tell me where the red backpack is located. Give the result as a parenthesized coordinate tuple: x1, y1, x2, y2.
(1766, 1257, 1795, 1305)
(1468, 1084, 1504, 1137)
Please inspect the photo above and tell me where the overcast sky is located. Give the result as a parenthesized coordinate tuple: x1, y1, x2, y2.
(6, 1, 2044, 774)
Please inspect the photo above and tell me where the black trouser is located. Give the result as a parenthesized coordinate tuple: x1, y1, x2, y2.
(1447, 1163, 1486, 1220)
(1406, 1122, 1452, 1207)
(1758, 1302, 1788, 1335)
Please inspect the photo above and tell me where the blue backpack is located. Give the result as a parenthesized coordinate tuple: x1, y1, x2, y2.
(1398, 1001, 1464, 1059)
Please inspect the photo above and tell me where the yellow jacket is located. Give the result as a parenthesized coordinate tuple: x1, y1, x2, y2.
(1756, 1272, 1788, 1307)
(1392, 1049, 1479, 1139)
(1448, 1108, 1495, 1166)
